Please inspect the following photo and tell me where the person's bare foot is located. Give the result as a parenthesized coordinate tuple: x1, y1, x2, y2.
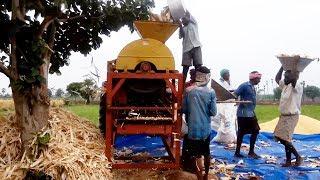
(294, 156, 303, 167)
(281, 161, 292, 167)
(248, 152, 261, 159)
(234, 152, 244, 158)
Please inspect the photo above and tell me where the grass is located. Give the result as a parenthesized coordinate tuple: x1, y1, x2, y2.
(64, 105, 99, 126)
(1, 100, 317, 126)
(255, 105, 279, 123)
(301, 105, 320, 120)
(63, 104, 320, 126)
(255, 104, 320, 123)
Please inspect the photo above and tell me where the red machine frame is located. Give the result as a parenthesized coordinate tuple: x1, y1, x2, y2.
(105, 71, 184, 169)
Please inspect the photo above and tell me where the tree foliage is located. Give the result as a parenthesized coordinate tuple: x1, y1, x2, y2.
(0, 0, 154, 90)
(0, 0, 154, 152)
(55, 88, 64, 98)
(48, 89, 53, 98)
(273, 87, 282, 100)
(66, 82, 83, 97)
(66, 79, 97, 104)
(304, 85, 320, 102)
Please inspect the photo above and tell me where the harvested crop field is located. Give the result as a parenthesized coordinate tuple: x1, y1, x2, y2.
(1, 102, 320, 179)
(0, 108, 216, 180)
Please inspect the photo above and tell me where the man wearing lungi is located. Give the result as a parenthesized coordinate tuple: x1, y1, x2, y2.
(274, 67, 303, 167)
(233, 71, 262, 158)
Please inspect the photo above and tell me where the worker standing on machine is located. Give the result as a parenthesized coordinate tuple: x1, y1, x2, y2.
(182, 66, 217, 180)
(179, 10, 202, 83)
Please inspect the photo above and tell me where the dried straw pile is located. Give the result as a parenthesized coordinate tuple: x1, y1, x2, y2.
(0, 108, 112, 179)
(50, 99, 65, 107)
(0, 99, 14, 111)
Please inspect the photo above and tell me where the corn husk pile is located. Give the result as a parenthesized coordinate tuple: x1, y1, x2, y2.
(276, 54, 317, 72)
(0, 115, 22, 171)
(0, 108, 112, 179)
(0, 99, 65, 109)
(149, 6, 173, 22)
(50, 99, 65, 107)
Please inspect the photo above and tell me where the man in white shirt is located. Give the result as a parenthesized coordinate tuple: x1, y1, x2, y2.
(179, 11, 202, 83)
(213, 69, 237, 144)
(274, 66, 303, 167)
(219, 69, 233, 91)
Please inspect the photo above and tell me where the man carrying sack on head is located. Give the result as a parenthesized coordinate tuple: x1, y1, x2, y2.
(274, 66, 303, 167)
(273, 54, 316, 167)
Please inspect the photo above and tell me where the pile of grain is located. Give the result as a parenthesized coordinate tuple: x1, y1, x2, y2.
(260, 115, 320, 134)
(0, 108, 112, 179)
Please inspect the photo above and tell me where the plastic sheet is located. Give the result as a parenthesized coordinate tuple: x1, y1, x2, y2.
(115, 131, 320, 179)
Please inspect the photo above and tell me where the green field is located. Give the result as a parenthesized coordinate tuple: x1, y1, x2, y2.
(64, 105, 99, 125)
(63, 104, 320, 126)
(255, 105, 279, 123)
(256, 104, 320, 123)
(301, 105, 320, 120)
(1, 101, 318, 126)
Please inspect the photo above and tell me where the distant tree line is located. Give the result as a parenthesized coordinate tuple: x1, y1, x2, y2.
(273, 85, 320, 102)
(0, 88, 11, 98)
(66, 79, 99, 104)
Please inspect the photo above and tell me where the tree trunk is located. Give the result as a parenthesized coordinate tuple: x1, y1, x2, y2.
(12, 85, 50, 153)
(8, 0, 55, 155)
(85, 97, 90, 104)
(11, 54, 51, 153)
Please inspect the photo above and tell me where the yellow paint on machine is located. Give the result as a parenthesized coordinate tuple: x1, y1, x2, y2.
(115, 21, 179, 71)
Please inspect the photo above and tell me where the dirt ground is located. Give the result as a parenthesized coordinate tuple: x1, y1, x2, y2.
(259, 115, 320, 134)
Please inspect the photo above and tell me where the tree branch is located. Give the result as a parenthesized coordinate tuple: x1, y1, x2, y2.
(0, 49, 12, 57)
(46, 22, 56, 64)
(57, 15, 85, 22)
(12, 0, 25, 22)
(57, 14, 106, 23)
(11, 0, 18, 80)
(0, 62, 13, 79)
(36, 16, 56, 39)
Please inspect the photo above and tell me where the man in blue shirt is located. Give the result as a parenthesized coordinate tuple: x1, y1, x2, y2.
(234, 71, 262, 159)
(182, 66, 217, 180)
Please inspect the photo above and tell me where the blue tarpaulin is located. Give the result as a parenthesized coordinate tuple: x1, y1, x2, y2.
(115, 131, 320, 180)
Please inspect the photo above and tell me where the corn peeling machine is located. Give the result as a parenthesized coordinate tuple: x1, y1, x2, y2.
(105, 21, 184, 169)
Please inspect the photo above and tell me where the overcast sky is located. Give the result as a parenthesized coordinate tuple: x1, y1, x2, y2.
(1, 0, 320, 95)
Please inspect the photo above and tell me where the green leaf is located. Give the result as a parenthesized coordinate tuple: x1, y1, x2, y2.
(37, 133, 50, 146)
